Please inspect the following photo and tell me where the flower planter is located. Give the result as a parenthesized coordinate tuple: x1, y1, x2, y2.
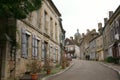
(31, 73, 38, 80)
(47, 69, 51, 74)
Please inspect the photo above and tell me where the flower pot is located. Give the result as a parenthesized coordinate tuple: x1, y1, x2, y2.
(47, 69, 51, 74)
(31, 73, 38, 80)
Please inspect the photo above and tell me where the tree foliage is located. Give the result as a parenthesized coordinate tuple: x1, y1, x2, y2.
(0, 0, 42, 19)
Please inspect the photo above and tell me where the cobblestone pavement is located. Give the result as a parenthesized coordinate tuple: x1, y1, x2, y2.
(46, 60, 120, 80)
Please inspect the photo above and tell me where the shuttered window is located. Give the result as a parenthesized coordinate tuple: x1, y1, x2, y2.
(32, 35, 40, 59)
(21, 28, 30, 58)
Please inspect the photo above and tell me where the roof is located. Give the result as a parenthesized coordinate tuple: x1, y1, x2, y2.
(59, 18, 66, 33)
(65, 38, 75, 45)
(103, 5, 120, 31)
(48, 0, 61, 17)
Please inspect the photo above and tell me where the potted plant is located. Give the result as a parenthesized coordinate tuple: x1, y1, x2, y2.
(44, 58, 52, 75)
(27, 60, 41, 80)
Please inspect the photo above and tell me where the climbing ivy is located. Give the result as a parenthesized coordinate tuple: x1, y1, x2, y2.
(0, 0, 42, 19)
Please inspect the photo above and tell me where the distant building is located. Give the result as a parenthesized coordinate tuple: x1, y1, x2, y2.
(89, 37, 97, 60)
(79, 29, 99, 59)
(65, 37, 80, 59)
(65, 37, 75, 57)
(96, 35, 104, 61)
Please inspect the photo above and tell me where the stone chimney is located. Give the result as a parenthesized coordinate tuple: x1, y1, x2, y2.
(98, 22, 103, 34)
(104, 18, 108, 25)
(87, 29, 90, 33)
(82, 33, 85, 37)
(109, 11, 113, 18)
(98, 22, 102, 30)
(70, 36, 73, 41)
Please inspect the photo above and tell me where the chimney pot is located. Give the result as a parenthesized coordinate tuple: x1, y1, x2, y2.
(104, 18, 108, 25)
(98, 22, 102, 29)
(109, 11, 113, 18)
(70, 37, 73, 41)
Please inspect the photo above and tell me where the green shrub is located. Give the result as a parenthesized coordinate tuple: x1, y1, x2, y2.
(105, 56, 114, 63)
(105, 56, 120, 64)
(113, 57, 119, 64)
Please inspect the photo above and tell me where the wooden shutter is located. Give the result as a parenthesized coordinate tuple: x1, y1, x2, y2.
(34, 36, 38, 57)
(32, 35, 35, 57)
(21, 28, 27, 58)
(42, 43, 45, 59)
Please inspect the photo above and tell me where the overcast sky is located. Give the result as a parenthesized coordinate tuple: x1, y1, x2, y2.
(52, 0, 120, 38)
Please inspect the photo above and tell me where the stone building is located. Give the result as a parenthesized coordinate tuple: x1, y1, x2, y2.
(96, 23, 104, 61)
(96, 35, 104, 61)
(65, 36, 81, 59)
(103, 6, 120, 61)
(65, 37, 75, 57)
(79, 29, 99, 59)
(0, 0, 65, 80)
(89, 37, 97, 60)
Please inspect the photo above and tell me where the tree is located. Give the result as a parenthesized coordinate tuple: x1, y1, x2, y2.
(0, 0, 42, 19)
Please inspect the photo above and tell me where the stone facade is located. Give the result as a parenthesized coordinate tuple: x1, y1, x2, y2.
(89, 37, 97, 60)
(0, 0, 65, 80)
(96, 35, 104, 61)
(65, 37, 75, 57)
(103, 6, 120, 59)
(79, 29, 98, 59)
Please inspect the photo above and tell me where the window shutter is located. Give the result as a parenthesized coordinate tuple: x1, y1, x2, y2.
(42, 43, 45, 59)
(32, 35, 35, 56)
(54, 48, 56, 62)
(21, 28, 27, 58)
(34, 36, 38, 57)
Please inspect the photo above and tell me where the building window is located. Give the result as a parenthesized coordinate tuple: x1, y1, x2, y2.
(44, 11, 48, 33)
(66, 41, 69, 45)
(55, 23, 57, 41)
(41, 41, 48, 60)
(70, 47, 73, 50)
(32, 35, 40, 59)
(49, 45, 52, 60)
(21, 29, 31, 58)
(50, 17, 53, 37)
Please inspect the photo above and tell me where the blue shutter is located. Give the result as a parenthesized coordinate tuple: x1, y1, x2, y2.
(32, 35, 35, 56)
(34, 36, 38, 57)
(21, 28, 27, 58)
(42, 43, 45, 59)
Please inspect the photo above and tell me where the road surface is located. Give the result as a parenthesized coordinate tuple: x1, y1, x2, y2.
(47, 59, 120, 80)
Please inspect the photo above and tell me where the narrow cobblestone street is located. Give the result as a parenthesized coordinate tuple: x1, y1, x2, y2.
(47, 59, 120, 80)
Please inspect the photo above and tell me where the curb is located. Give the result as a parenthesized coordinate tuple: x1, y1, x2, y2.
(100, 62, 120, 76)
(42, 62, 75, 80)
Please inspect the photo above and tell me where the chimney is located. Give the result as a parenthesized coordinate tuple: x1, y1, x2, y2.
(104, 18, 108, 25)
(82, 33, 85, 37)
(87, 29, 90, 33)
(98, 22, 102, 30)
(92, 29, 96, 33)
(70, 36, 73, 41)
(109, 11, 113, 18)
